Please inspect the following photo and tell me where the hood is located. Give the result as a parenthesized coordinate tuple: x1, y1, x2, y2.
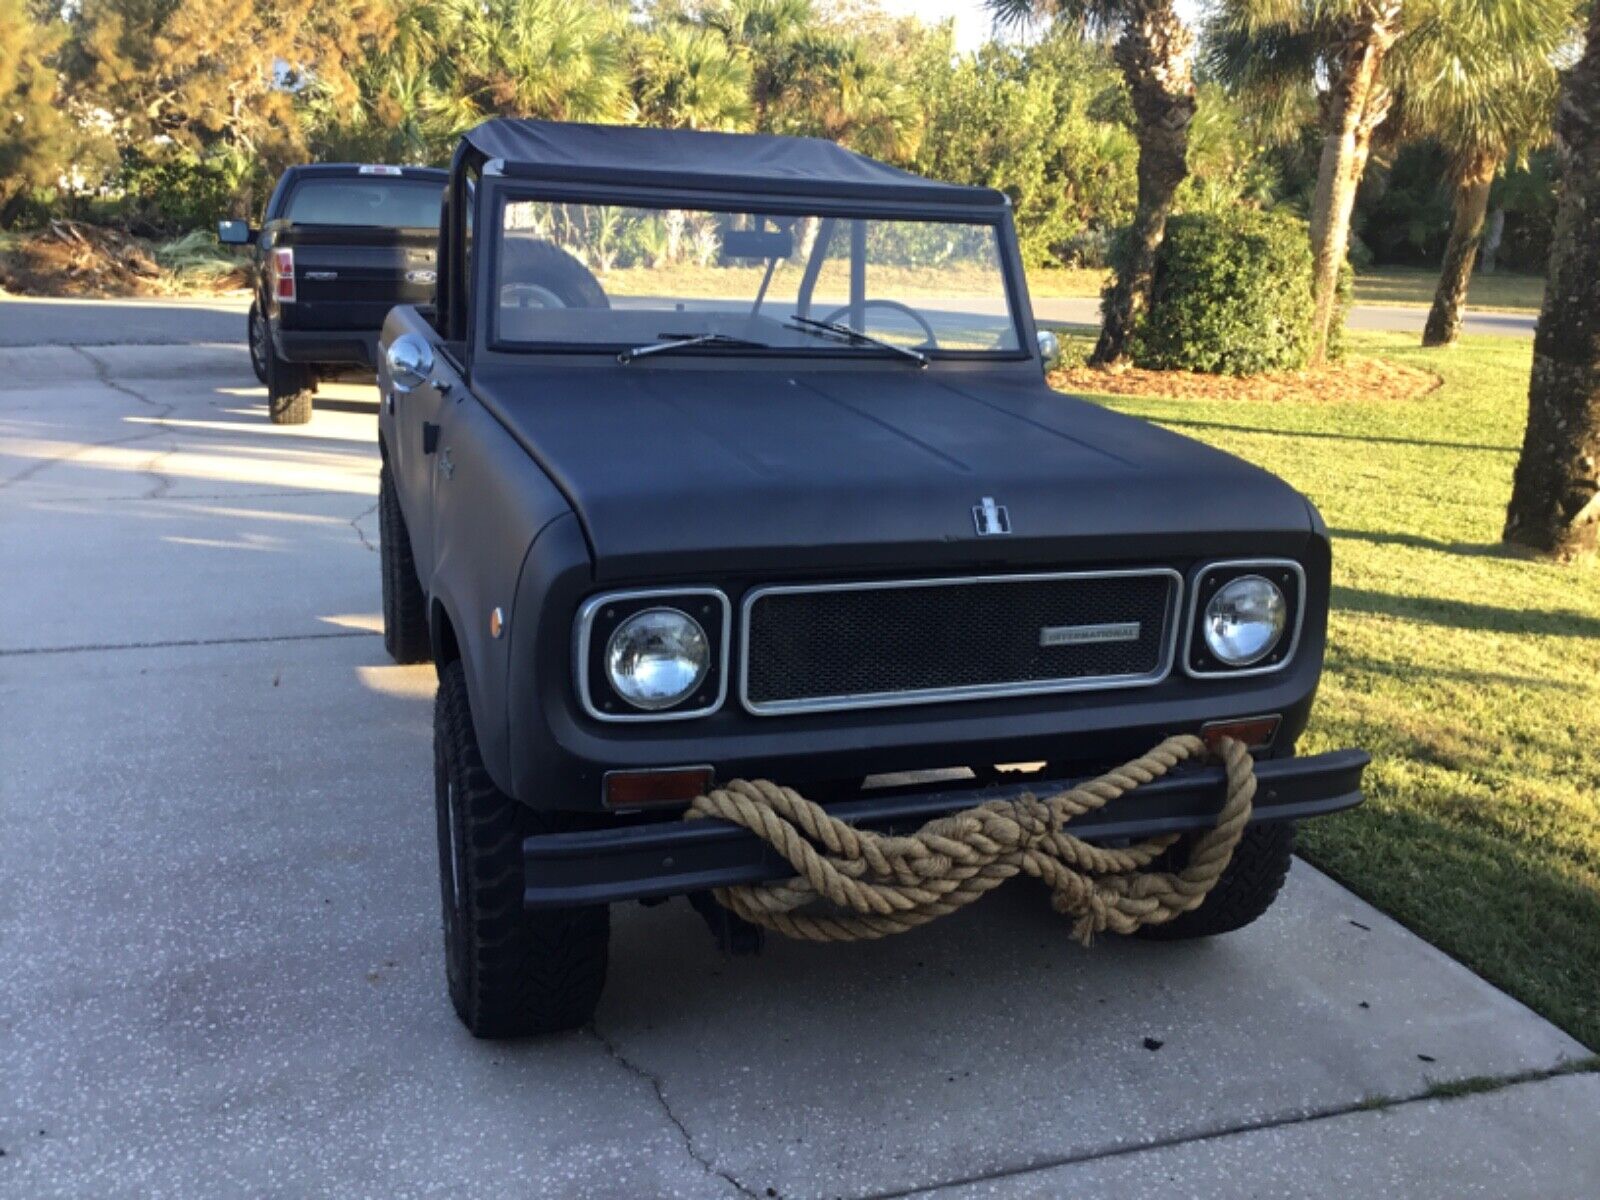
(472, 364, 1314, 582)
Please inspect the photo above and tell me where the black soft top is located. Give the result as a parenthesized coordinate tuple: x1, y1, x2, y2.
(464, 119, 1005, 209)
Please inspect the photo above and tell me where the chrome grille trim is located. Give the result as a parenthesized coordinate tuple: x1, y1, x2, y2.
(738, 568, 1184, 716)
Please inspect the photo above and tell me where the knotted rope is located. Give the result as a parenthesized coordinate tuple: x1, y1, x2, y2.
(684, 734, 1255, 944)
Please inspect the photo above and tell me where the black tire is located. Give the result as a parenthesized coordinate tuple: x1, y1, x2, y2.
(498, 238, 609, 309)
(247, 300, 269, 383)
(378, 462, 430, 665)
(1134, 820, 1296, 941)
(434, 661, 610, 1038)
(265, 339, 315, 425)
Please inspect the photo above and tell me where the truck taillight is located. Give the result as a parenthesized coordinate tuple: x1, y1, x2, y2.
(271, 248, 296, 303)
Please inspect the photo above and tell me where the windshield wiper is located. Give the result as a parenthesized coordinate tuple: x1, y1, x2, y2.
(785, 316, 928, 367)
(618, 332, 770, 364)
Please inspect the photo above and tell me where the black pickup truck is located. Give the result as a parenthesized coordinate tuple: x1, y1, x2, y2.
(219, 163, 447, 423)
(376, 119, 1368, 1038)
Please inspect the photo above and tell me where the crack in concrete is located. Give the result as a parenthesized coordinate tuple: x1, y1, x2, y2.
(0, 346, 178, 491)
(349, 499, 380, 553)
(589, 1024, 762, 1199)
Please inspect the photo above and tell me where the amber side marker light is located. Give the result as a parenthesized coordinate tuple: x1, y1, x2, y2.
(603, 766, 715, 810)
(1200, 715, 1282, 752)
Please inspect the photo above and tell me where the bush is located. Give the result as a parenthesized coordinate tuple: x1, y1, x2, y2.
(1130, 209, 1316, 376)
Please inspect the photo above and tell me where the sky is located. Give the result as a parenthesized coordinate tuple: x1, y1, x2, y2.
(871, 0, 1208, 53)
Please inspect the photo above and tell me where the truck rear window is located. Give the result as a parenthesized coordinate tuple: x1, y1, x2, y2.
(283, 178, 443, 229)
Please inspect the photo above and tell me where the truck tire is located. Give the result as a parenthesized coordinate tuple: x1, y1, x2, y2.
(378, 463, 430, 664)
(266, 342, 315, 425)
(247, 300, 269, 384)
(1134, 820, 1296, 941)
(434, 660, 610, 1038)
(499, 238, 609, 309)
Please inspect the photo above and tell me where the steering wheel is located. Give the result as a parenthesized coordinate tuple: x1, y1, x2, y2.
(819, 299, 938, 348)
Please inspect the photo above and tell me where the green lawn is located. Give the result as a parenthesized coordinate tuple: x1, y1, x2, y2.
(1353, 265, 1546, 312)
(1056, 331, 1600, 1051)
(1022, 264, 1549, 311)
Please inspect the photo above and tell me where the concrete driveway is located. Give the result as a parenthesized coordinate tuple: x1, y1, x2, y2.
(1, 309, 1593, 1198)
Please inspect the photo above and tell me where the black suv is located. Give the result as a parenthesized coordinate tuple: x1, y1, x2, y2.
(374, 119, 1367, 1038)
(220, 163, 446, 423)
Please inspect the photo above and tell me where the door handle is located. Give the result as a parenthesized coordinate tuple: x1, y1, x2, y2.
(422, 422, 440, 455)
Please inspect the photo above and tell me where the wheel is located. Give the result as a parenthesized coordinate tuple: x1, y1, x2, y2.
(247, 300, 269, 383)
(819, 298, 939, 347)
(378, 462, 430, 664)
(434, 660, 610, 1037)
(498, 238, 609, 309)
(265, 338, 315, 425)
(1134, 820, 1296, 941)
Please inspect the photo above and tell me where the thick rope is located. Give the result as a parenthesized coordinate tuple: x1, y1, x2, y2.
(684, 734, 1255, 944)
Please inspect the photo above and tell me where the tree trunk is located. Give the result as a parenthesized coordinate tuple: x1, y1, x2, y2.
(1504, 6, 1600, 559)
(1091, 1, 1195, 368)
(1481, 206, 1505, 274)
(1423, 150, 1499, 348)
(1307, 2, 1402, 367)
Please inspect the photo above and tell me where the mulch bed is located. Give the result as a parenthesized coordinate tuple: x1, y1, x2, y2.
(1049, 355, 1442, 405)
(0, 221, 246, 298)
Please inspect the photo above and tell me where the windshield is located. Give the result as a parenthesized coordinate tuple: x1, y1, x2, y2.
(283, 178, 443, 229)
(492, 199, 1021, 357)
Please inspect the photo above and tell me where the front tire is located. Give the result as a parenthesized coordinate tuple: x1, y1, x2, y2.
(1135, 820, 1296, 941)
(378, 463, 430, 664)
(434, 661, 610, 1037)
(265, 339, 315, 425)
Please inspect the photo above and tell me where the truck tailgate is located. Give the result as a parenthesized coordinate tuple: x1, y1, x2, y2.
(277, 228, 436, 330)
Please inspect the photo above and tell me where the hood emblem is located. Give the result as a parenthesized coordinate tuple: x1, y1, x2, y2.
(973, 496, 1011, 536)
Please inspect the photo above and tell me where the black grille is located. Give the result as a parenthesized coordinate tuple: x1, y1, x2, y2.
(743, 572, 1177, 712)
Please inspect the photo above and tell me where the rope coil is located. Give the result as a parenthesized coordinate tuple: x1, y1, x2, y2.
(684, 734, 1256, 944)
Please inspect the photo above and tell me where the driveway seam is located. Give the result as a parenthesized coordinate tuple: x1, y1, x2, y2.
(859, 1061, 1600, 1200)
(0, 629, 378, 657)
(589, 1024, 760, 1199)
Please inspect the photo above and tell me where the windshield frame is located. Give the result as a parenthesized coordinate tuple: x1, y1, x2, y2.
(477, 180, 1035, 365)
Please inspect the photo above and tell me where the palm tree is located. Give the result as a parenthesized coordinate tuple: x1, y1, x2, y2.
(703, 0, 818, 132)
(785, 35, 923, 161)
(1208, 0, 1405, 366)
(988, 1, 1198, 368)
(1504, 1, 1600, 558)
(635, 24, 753, 131)
(1395, 1, 1575, 346)
(449, 0, 633, 126)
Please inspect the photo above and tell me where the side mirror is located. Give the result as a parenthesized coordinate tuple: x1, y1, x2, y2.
(1036, 329, 1060, 368)
(217, 219, 255, 246)
(385, 334, 435, 394)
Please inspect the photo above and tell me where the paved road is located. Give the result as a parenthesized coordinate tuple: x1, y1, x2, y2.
(0, 290, 1536, 347)
(1, 326, 1594, 1197)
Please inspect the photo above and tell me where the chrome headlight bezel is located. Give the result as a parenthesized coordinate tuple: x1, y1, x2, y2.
(1184, 559, 1305, 678)
(575, 588, 730, 722)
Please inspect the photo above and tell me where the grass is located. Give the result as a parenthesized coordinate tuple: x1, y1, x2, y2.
(1353, 265, 1546, 312)
(1052, 329, 1600, 1052)
(1015, 263, 1549, 310)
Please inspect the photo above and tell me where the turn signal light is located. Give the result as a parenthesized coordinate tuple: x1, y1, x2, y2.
(1200, 715, 1281, 751)
(603, 766, 714, 810)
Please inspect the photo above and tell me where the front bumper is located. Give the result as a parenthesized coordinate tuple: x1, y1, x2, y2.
(522, 748, 1368, 908)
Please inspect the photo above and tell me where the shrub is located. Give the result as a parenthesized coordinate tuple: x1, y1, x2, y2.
(1130, 209, 1317, 376)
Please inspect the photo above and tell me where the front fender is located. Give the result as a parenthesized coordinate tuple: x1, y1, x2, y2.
(428, 393, 574, 794)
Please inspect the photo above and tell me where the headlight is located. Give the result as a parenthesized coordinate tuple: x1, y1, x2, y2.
(1202, 575, 1287, 666)
(605, 607, 710, 711)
